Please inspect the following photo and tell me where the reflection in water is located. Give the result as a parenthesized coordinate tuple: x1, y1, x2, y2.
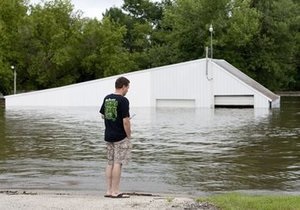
(0, 97, 299, 195)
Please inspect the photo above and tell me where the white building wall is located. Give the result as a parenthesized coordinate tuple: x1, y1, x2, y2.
(5, 77, 112, 107)
(126, 71, 152, 107)
(214, 64, 253, 95)
(254, 95, 271, 108)
(5, 72, 152, 107)
(5, 59, 275, 108)
(151, 61, 199, 97)
(213, 62, 271, 108)
(151, 59, 212, 107)
(205, 60, 215, 108)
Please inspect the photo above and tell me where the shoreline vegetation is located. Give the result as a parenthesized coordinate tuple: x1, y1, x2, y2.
(199, 193, 300, 210)
(275, 91, 300, 96)
(0, 98, 4, 107)
(1, 190, 300, 210)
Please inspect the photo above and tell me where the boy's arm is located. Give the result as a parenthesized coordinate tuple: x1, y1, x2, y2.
(123, 117, 131, 139)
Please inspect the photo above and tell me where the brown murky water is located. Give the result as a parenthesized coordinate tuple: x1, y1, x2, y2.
(0, 97, 299, 196)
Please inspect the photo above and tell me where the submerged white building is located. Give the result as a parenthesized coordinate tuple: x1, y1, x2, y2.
(5, 59, 280, 108)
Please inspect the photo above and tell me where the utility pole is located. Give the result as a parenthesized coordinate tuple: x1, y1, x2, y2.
(11, 65, 16, 94)
(209, 24, 213, 59)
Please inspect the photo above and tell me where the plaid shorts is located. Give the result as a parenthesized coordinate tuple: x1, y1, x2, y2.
(106, 138, 132, 165)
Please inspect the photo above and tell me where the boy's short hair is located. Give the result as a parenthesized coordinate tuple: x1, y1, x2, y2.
(115, 77, 130, 89)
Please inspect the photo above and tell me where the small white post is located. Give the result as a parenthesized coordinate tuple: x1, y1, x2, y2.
(11, 65, 16, 94)
(209, 24, 213, 59)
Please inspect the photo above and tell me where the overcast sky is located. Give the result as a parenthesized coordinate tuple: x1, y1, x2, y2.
(30, 0, 124, 19)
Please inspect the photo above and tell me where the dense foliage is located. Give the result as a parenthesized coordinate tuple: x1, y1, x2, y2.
(0, 0, 299, 95)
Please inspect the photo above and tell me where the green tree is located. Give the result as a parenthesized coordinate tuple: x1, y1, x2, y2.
(0, 0, 27, 94)
(1, 0, 298, 94)
(78, 17, 136, 78)
(161, 0, 300, 90)
(0, 59, 13, 95)
(17, 0, 136, 90)
(104, 0, 167, 69)
(162, 0, 260, 61)
(245, 0, 299, 90)
(18, 0, 82, 90)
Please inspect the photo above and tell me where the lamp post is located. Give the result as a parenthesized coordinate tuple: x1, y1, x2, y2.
(209, 24, 213, 59)
(11, 65, 16, 94)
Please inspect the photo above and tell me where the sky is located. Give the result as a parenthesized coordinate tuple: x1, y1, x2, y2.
(30, 0, 124, 19)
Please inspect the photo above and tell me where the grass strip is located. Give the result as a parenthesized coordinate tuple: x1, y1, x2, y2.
(196, 192, 300, 210)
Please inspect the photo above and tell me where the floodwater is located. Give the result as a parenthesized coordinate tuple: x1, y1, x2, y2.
(0, 97, 299, 196)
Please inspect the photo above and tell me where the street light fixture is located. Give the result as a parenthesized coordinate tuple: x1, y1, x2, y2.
(209, 24, 213, 59)
(11, 65, 16, 94)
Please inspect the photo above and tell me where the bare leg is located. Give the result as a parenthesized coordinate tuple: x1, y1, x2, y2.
(111, 163, 122, 196)
(105, 164, 113, 195)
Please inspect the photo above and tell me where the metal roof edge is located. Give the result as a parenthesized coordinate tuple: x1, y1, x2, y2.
(212, 59, 280, 101)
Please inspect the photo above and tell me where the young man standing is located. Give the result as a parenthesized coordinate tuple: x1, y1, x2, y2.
(100, 76, 132, 198)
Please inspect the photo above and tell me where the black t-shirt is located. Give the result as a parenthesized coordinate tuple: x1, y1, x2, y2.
(100, 94, 130, 142)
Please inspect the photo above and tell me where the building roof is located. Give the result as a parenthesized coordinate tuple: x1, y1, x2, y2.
(213, 59, 280, 101)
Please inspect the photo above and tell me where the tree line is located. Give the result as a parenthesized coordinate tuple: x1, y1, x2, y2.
(0, 0, 299, 95)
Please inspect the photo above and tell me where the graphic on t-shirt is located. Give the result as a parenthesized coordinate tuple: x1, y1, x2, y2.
(104, 98, 118, 121)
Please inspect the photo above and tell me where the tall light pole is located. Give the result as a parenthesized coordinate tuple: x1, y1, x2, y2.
(209, 24, 213, 59)
(11, 65, 16, 94)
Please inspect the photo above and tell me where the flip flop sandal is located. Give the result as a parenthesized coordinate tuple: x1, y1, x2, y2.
(111, 193, 130, 198)
(104, 194, 112, 198)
